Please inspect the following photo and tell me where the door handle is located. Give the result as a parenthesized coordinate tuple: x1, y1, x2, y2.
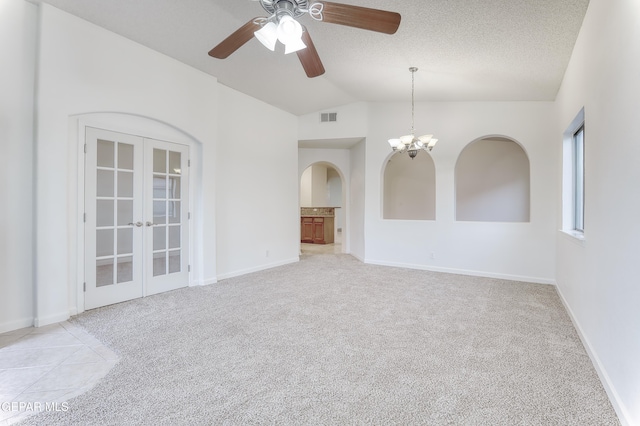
(128, 221, 143, 227)
(146, 221, 157, 227)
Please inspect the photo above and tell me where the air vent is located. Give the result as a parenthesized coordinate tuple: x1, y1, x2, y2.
(320, 112, 337, 123)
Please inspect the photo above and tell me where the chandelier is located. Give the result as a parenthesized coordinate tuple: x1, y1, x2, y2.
(388, 67, 438, 159)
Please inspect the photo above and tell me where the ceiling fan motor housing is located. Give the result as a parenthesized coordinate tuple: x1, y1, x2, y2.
(260, 0, 309, 18)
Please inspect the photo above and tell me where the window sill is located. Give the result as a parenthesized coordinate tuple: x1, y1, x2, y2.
(559, 229, 586, 246)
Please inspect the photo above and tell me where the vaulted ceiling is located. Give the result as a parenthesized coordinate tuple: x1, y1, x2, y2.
(33, 0, 590, 115)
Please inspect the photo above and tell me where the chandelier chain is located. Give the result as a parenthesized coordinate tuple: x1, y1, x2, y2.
(411, 67, 416, 135)
(387, 66, 437, 158)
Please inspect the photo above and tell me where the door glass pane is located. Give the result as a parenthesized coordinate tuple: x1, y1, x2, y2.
(97, 140, 114, 168)
(117, 256, 133, 283)
(118, 172, 134, 197)
(153, 201, 167, 224)
(97, 170, 114, 197)
(96, 200, 114, 227)
(96, 259, 114, 287)
(96, 229, 114, 257)
(169, 151, 181, 175)
(168, 250, 180, 274)
(153, 226, 166, 251)
(153, 149, 166, 173)
(168, 226, 180, 249)
(153, 252, 166, 276)
(168, 201, 181, 223)
(117, 200, 134, 226)
(117, 228, 133, 255)
(153, 175, 166, 198)
(118, 143, 134, 170)
(168, 176, 181, 199)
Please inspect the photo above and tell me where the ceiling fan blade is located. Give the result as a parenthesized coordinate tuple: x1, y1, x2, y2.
(297, 28, 325, 78)
(209, 18, 262, 59)
(317, 1, 401, 34)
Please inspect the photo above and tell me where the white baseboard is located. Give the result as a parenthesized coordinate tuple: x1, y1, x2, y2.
(555, 285, 632, 426)
(188, 279, 216, 287)
(216, 257, 299, 281)
(201, 277, 218, 286)
(34, 312, 70, 328)
(0, 317, 34, 334)
(364, 259, 555, 285)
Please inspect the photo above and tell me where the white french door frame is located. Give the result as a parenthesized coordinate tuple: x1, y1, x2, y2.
(74, 116, 201, 314)
(84, 128, 145, 309)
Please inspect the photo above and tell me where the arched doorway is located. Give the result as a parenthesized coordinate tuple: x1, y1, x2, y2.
(299, 162, 345, 254)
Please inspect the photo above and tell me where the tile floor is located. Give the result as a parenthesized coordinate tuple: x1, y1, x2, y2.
(0, 322, 118, 425)
(300, 230, 342, 255)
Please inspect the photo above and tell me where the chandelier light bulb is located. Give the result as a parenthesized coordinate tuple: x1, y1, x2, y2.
(388, 138, 401, 148)
(277, 16, 301, 44)
(254, 21, 278, 51)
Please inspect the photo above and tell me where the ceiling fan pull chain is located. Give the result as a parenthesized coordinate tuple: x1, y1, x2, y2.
(307, 3, 324, 21)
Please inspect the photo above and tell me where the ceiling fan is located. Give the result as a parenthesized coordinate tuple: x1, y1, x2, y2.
(208, 0, 401, 78)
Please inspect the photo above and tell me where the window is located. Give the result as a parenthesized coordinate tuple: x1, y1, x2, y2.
(573, 125, 585, 232)
(562, 108, 585, 236)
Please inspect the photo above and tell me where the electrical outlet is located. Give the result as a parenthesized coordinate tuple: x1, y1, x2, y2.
(430, 252, 436, 259)
(265, 250, 269, 257)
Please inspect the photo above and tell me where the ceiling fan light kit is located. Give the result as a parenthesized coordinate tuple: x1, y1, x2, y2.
(388, 67, 438, 159)
(254, 21, 278, 51)
(209, 0, 401, 78)
(276, 16, 307, 53)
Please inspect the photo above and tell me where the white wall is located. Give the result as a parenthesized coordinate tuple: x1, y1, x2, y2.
(300, 167, 312, 207)
(35, 5, 218, 325)
(298, 102, 368, 141)
(349, 141, 366, 261)
(365, 101, 557, 283)
(311, 165, 328, 206)
(327, 168, 342, 229)
(0, 0, 37, 333)
(555, 0, 640, 423)
(215, 85, 299, 279)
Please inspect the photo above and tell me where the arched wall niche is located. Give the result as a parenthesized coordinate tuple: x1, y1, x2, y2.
(382, 151, 436, 220)
(455, 135, 530, 222)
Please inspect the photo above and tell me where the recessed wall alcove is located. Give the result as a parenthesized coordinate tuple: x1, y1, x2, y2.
(382, 152, 436, 220)
(455, 136, 530, 222)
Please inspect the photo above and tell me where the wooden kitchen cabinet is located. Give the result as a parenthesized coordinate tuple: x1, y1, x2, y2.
(301, 217, 314, 243)
(300, 215, 334, 244)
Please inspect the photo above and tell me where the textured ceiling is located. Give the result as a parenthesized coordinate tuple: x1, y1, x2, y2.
(32, 0, 590, 115)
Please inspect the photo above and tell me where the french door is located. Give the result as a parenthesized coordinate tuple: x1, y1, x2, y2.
(84, 127, 189, 310)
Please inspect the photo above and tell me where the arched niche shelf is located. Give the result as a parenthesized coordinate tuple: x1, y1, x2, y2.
(382, 152, 436, 220)
(455, 136, 530, 222)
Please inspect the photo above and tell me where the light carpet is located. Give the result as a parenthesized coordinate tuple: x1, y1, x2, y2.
(21, 254, 619, 425)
